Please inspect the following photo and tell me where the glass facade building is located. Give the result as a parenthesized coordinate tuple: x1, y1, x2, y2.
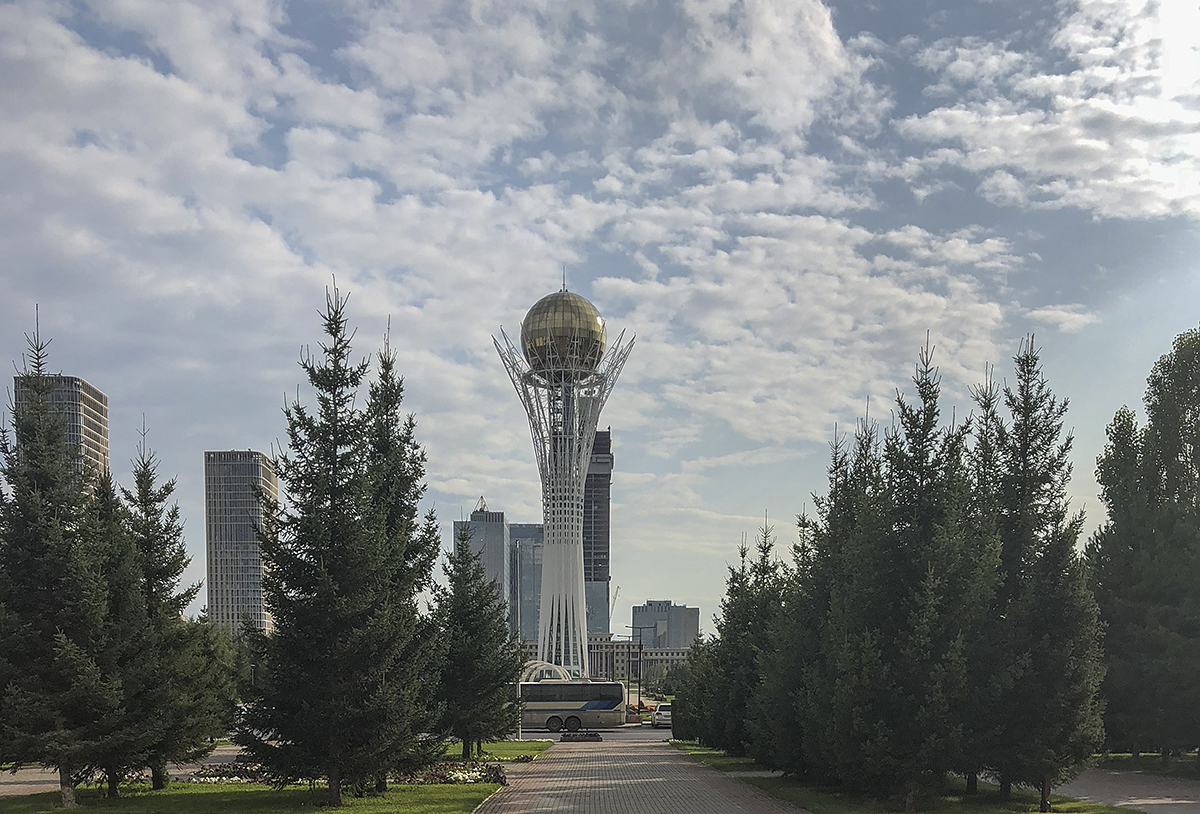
(13, 374, 109, 476)
(205, 450, 276, 635)
(583, 430, 613, 634)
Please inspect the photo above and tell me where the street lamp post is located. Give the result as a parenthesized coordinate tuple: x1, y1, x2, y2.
(626, 624, 655, 712)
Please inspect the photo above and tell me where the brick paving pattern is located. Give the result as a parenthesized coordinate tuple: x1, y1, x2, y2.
(476, 732, 805, 814)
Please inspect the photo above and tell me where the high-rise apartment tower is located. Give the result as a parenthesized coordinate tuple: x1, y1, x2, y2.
(205, 450, 277, 634)
(583, 430, 612, 634)
(453, 500, 513, 635)
(13, 374, 109, 475)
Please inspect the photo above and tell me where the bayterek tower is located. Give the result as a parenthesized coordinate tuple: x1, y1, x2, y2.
(495, 290, 633, 677)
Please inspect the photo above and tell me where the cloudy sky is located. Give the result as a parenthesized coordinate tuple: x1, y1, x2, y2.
(3, 0, 1199, 634)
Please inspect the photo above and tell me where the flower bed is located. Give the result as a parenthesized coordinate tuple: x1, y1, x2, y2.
(183, 759, 506, 786)
(398, 762, 507, 786)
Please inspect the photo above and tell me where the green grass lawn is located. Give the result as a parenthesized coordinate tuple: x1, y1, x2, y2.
(1093, 753, 1200, 781)
(672, 741, 1137, 814)
(0, 783, 497, 814)
(671, 741, 760, 773)
(441, 740, 552, 761)
(744, 776, 1135, 814)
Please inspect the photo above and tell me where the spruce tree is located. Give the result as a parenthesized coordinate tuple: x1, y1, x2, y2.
(236, 289, 438, 805)
(799, 421, 891, 786)
(958, 370, 1005, 793)
(0, 330, 117, 808)
(765, 350, 995, 807)
(748, 512, 822, 775)
(435, 524, 524, 760)
(122, 439, 230, 788)
(825, 351, 988, 808)
(89, 470, 158, 798)
(987, 338, 1104, 806)
(707, 524, 781, 756)
(672, 637, 718, 743)
(364, 338, 444, 785)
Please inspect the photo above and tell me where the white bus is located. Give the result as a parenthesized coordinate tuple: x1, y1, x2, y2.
(519, 680, 626, 732)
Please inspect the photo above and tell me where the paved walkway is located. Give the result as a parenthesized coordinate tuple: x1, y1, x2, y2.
(0, 743, 242, 797)
(476, 726, 805, 814)
(1062, 769, 1200, 814)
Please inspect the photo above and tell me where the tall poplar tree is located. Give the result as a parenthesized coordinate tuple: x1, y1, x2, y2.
(236, 289, 438, 805)
(1087, 326, 1200, 755)
(0, 331, 117, 808)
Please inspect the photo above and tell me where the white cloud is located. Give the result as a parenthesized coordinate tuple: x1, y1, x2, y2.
(1026, 303, 1101, 333)
(0, 0, 1182, 627)
(896, 0, 1200, 219)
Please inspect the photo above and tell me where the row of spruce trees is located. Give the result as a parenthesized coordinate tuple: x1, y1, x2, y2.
(678, 326, 1200, 811)
(0, 332, 237, 808)
(675, 340, 1104, 813)
(234, 291, 525, 805)
(0, 293, 526, 808)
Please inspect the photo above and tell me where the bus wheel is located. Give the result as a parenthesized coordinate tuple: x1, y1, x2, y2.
(565, 717, 581, 732)
(546, 716, 563, 732)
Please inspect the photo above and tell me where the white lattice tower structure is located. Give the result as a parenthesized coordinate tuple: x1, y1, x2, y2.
(495, 291, 633, 677)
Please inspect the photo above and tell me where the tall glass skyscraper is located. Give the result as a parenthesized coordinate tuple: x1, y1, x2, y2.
(453, 502, 512, 632)
(13, 374, 108, 475)
(583, 429, 613, 634)
(205, 450, 276, 634)
(510, 522, 544, 643)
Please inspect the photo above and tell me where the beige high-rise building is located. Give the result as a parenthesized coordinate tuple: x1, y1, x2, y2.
(205, 450, 276, 634)
(13, 374, 109, 475)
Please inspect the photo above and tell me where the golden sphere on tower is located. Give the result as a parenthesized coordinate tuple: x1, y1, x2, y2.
(520, 291, 607, 374)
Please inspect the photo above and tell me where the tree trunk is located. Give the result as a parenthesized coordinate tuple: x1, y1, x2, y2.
(462, 739, 471, 761)
(58, 766, 76, 809)
(965, 772, 978, 794)
(328, 766, 342, 807)
(151, 763, 169, 790)
(106, 768, 120, 798)
(904, 781, 917, 814)
(999, 775, 1012, 799)
(1040, 775, 1051, 812)
(375, 774, 387, 793)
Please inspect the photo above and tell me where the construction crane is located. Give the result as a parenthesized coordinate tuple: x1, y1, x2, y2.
(609, 585, 620, 618)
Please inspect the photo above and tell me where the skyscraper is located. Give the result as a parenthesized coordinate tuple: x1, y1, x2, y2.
(453, 500, 512, 633)
(583, 429, 612, 634)
(510, 522, 544, 643)
(496, 290, 633, 676)
(13, 374, 109, 475)
(205, 450, 276, 634)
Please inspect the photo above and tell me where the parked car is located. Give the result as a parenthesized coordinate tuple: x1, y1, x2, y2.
(651, 703, 672, 729)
